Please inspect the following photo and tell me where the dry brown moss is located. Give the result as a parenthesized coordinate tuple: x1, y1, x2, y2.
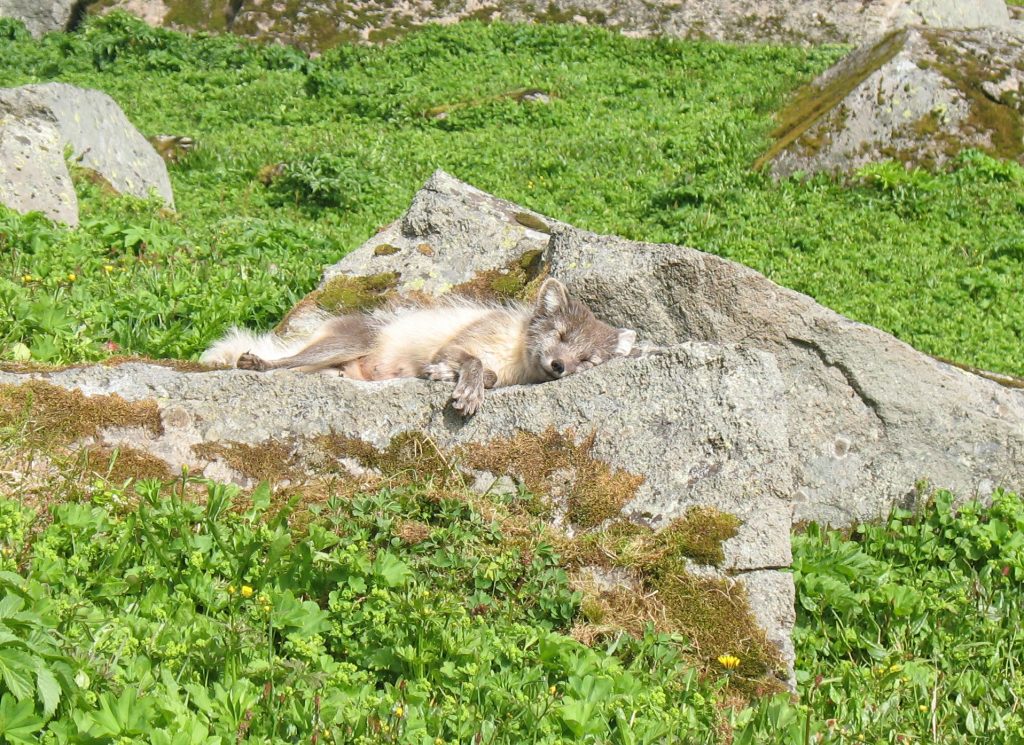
(463, 428, 643, 530)
(0, 357, 215, 374)
(0, 380, 162, 448)
(317, 431, 463, 487)
(84, 445, 173, 483)
(652, 569, 785, 690)
(394, 519, 432, 544)
(192, 440, 300, 484)
(562, 505, 783, 695)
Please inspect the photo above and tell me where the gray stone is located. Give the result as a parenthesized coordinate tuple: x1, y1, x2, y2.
(320, 172, 1024, 527)
(0, 0, 75, 36)
(0, 116, 78, 226)
(0, 83, 174, 210)
(320, 170, 554, 299)
(548, 223, 1024, 526)
(759, 27, 1024, 177)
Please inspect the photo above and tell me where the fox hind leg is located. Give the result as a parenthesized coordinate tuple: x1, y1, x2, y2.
(238, 315, 377, 373)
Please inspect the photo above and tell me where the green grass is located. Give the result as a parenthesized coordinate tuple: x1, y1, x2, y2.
(2, 439, 1023, 742)
(0, 14, 1021, 374)
(0, 474, 733, 744)
(2, 13, 1024, 743)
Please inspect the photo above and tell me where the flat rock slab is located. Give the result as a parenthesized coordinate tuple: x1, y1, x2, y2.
(0, 83, 173, 224)
(759, 26, 1024, 177)
(0, 343, 799, 674)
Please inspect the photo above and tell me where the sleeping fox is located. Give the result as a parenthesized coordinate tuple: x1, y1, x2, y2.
(201, 278, 636, 415)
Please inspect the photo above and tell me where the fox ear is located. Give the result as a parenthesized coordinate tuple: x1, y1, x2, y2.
(536, 278, 570, 316)
(614, 329, 636, 357)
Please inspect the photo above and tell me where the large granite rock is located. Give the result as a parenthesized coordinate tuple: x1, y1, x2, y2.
(93, 0, 1017, 49)
(314, 171, 1024, 527)
(0, 83, 174, 225)
(758, 27, 1024, 177)
(0, 0, 75, 36)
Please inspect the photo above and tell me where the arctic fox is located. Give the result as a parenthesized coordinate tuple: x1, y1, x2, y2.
(201, 278, 636, 416)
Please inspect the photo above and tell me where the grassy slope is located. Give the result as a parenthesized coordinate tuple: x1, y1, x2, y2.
(1, 13, 1024, 744)
(0, 15, 1021, 373)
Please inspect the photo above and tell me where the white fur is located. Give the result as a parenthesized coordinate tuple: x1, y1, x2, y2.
(199, 327, 306, 366)
(614, 329, 637, 357)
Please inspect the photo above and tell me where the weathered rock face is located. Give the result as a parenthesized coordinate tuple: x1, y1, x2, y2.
(758, 27, 1024, 177)
(315, 172, 555, 300)
(0, 0, 76, 36)
(0, 83, 174, 226)
(89, 0, 1017, 49)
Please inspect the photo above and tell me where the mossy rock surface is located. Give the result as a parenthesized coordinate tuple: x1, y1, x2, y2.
(761, 26, 1024, 177)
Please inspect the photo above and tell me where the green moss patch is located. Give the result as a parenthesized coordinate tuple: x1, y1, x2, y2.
(451, 249, 547, 302)
(754, 30, 906, 170)
(919, 30, 1024, 163)
(314, 271, 400, 313)
(657, 506, 741, 566)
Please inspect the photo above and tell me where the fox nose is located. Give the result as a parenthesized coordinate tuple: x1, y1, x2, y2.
(550, 359, 565, 376)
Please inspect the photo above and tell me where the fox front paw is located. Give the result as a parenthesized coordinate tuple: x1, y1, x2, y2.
(237, 352, 268, 372)
(451, 378, 485, 417)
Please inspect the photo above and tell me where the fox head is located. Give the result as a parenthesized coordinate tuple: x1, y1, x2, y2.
(526, 278, 636, 380)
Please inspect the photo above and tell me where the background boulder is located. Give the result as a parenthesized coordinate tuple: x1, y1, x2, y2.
(0, 82, 174, 225)
(758, 27, 1024, 177)
(88, 0, 1019, 49)
(0, 116, 78, 225)
(0, 0, 76, 36)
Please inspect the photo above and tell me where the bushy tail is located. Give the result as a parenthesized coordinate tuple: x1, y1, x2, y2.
(200, 309, 335, 367)
(199, 327, 299, 367)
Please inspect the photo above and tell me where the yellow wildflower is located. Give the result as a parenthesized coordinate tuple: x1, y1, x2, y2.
(717, 654, 741, 670)
(67, 273, 76, 282)
(549, 685, 557, 695)
(241, 585, 254, 598)
(919, 705, 928, 713)
(227, 585, 236, 595)
(394, 706, 404, 717)
(103, 264, 114, 273)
